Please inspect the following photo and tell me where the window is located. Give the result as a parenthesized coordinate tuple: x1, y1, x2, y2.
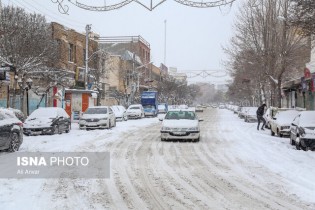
(68, 43, 74, 62)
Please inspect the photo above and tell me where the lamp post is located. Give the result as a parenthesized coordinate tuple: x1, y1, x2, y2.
(17, 77, 32, 116)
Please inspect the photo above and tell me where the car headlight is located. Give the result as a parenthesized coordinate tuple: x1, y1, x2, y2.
(187, 127, 199, 131)
(79, 120, 86, 124)
(162, 127, 171, 131)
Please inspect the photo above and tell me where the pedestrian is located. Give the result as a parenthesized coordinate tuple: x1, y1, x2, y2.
(256, 103, 267, 130)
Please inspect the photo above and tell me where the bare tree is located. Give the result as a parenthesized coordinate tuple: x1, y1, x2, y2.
(224, 0, 309, 107)
(290, 0, 315, 36)
(0, 6, 59, 113)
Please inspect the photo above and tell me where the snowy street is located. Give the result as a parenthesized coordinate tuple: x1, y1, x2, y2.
(1, 108, 315, 210)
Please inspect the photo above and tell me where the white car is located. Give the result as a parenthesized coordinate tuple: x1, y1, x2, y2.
(270, 110, 300, 137)
(126, 104, 145, 119)
(111, 105, 128, 121)
(290, 111, 315, 151)
(160, 110, 202, 142)
(264, 107, 294, 129)
(79, 106, 116, 130)
(244, 107, 258, 122)
(195, 105, 204, 112)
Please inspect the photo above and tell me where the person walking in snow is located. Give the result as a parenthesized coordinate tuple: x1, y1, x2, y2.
(256, 103, 267, 130)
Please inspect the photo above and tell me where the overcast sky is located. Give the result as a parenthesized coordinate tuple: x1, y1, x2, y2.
(3, 0, 241, 84)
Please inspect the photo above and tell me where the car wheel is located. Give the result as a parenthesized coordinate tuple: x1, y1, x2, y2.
(113, 119, 116, 127)
(161, 138, 165, 141)
(66, 125, 70, 133)
(271, 129, 275, 136)
(8, 132, 21, 152)
(290, 134, 295, 146)
(300, 140, 308, 151)
(109, 121, 111, 129)
(277, 129, 283, 138)
(194, 137, 200, 142)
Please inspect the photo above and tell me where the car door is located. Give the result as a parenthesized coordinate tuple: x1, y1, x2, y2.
(291, 115, 300, 140)
(0, 114, 12, 148)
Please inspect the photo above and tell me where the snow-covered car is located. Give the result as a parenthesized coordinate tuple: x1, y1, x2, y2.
(0, 107, 25, 122)
(219, 104, 225, 109)
(290, 111, 315, 151)
(0, 109, 23, 152)
(270, 110, 300, 137)
(238, 107, 250, 119)
(111, 105, 128, 121)
(234, 106, 241, 114)
(195, 105, 204, 112)
(244, 107, 258, 122)
(79, 106, 116, 129)
(160, 110, 202, 142)
(24, 107, 70, 135)
(126, 104, 145, 119)
(264, 107, 294, 129)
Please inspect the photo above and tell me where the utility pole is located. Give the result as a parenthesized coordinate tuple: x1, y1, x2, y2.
(164, 20, 167, 65)
(85, 24, 91, 89)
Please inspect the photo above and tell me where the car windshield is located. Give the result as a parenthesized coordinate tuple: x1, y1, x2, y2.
(129, 107, 140, 110)
(85, 108, 107, 114)
(29, 108, 58, 118)
(165, 111, 196, 120)
(276, 110, 299, 121)
(143, 105, 154, 109)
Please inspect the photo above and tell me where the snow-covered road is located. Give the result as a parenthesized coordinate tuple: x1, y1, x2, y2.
(1, 108, 315, 210)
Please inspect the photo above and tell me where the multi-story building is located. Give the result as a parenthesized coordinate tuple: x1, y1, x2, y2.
(99, 36, 150, 65)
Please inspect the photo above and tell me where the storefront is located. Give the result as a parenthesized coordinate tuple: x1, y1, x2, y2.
(64, 89, 98, 122)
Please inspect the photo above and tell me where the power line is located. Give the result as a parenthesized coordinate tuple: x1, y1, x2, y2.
(52, 0, 237, 13)
(10, 0, 85, 29)
(7, 0, 103, 37)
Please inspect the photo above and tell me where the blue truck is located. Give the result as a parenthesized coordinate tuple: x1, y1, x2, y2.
(141, 91, 158, 117)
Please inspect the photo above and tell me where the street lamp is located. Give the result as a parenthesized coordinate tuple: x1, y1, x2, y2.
(17, 77, 33, 116)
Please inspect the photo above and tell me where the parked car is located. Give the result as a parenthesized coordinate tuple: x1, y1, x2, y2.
(0, 109, 23, 152)
(160, 109, 202, 142)
(238, 107, 250, 119)
(157, 103, 168, 114)
(219, 104, 225, 109)
(264, 107, 295, 129)
(111, 105, 128, 121)
(195, 105, 204, 112)
(0, 107, 25, 122)
(244, 107, 258, 122)
(270, 110, 300, 137)
(290, 111, 315, 151)
(24, 107, 71, 135)
(126, 104, 145, 119)
(79, 106, 116, 129)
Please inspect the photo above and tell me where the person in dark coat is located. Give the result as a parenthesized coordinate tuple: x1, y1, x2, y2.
(256, 104, 267, 130)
